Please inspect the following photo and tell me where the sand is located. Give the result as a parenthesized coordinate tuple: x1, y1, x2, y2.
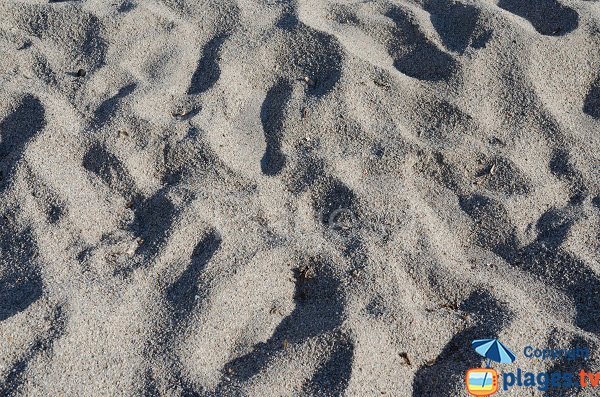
(0, 0, 599, 396)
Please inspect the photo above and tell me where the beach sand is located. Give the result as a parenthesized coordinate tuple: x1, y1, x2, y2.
(0, 0, 599, 395)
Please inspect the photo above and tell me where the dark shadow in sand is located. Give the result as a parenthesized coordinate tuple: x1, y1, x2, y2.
(0, 226, 43, 322)
(583, 79, 600, 119)
(83, 142, 141, 202)
(0, 95, 45, 192)
(216, 258, 352, 395)
(188, 34, 229, 96)
(460, 195, 600, 335)
(166, 230, 222, 322)
(498, 0, 578, 36)
(0, 307, 65, 395)
(93, 83, 136, 126)
(385, 7, 457, 81)
(260, 81, 292, 176)
(427, 1, 483, 53)
(412, 290, 511, 396)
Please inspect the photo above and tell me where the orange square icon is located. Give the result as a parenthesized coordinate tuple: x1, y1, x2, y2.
(466, 368, 498, 396)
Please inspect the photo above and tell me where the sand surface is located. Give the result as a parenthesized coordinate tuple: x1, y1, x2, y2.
(0, 0, 599, 395)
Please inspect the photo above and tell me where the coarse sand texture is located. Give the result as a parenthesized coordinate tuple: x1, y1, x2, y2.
(0, 0, 599, 396)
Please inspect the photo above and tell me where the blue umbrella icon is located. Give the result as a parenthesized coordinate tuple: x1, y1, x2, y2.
(471, 339, 516, 393)
(472, 338, 517, 368)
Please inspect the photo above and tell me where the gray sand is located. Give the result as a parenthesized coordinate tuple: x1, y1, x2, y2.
(0, 0, 599, 395)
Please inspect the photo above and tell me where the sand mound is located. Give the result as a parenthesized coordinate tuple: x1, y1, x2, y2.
(0, 0, 599, 395)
